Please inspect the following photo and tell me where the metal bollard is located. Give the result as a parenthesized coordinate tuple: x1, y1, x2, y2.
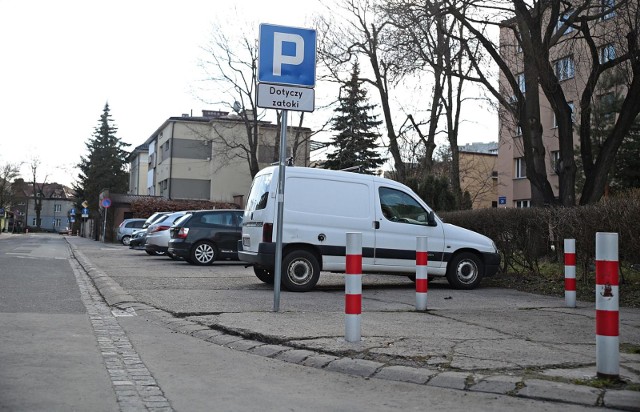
(345, 232, 362, 343)
(595, 232, 619, 379)
(416, 236, 428, 311)
(564, 239, 576, 308)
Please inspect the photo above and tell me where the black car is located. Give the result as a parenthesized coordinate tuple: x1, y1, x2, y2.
(168, 210, 243, 265)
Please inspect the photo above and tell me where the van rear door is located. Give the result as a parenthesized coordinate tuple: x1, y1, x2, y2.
(242, 170, 274, 253)
(373, 184, 445, 272)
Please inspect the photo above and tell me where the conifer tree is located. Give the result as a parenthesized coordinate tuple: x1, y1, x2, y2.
(324, 62, 384, 174)
(74, 103, 130, 238)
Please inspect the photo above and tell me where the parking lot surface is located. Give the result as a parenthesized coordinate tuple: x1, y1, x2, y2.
(66, 236, 640, 411)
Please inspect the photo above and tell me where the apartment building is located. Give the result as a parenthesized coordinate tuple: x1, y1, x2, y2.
(497, 1, 628, 207)
(130, 110, 312, 207)
(458, 143, 498, 209)
(8, 183, 75, 232)
(127, 143, 149, 195)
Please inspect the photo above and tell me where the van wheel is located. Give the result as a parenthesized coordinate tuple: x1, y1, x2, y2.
(281, 250, 320, 292)
(190, 241, 217, 265)
(253, 267, 274, 284)
(446, 252, 483, 289)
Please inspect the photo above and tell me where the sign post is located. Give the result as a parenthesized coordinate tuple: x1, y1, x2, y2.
(100, 198, 111, 243)
(258, 23, 316, 312)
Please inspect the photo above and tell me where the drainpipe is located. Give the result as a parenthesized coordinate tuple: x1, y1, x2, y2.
(168, 121, 175, 200)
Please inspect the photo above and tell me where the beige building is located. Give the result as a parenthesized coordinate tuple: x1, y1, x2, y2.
(127, 143, 149, 195)
(458, 143, 498, 209)
(497, 3, 625, 207)
(129, 110, 312, 207)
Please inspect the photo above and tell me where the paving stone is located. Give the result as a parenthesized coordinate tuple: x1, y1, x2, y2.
(191, 329, 224, 340)
(469, 375, 522, 394)
(603, 389, 640, 412)
(427, 371, 470, 390)
(302, 354, 340, 368)
(373, 365, 436, 384)
(274, 349, 316, 364)
(249, 344, 289, 357)
(516, 379, 601, 406)
(325, 358, 384, 378)
(226, 339, 263, 351)
(207, 334, 243, 346)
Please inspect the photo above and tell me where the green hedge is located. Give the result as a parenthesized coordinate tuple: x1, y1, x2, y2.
(439, 188, 640, 277)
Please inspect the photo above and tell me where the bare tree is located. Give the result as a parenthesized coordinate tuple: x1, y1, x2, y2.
(317, 0, 408, 182)
(0, 162, 21, 212)
(383, 0, 482, 206)
(197, 24, 315, 177)
(29, 158, 48, 230)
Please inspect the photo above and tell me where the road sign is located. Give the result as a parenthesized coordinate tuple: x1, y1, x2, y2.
(258, 24, 316, 87)
(70, 208, 76, 215)
(101, 198, 111, 208)
(498, 196, 507, 205)
(82, 208, 89, 218)
(257, 83, 315, 112)
(82, 200, 89, 208)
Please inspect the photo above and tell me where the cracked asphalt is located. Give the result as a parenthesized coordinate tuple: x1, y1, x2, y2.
(65, 235, 640, 411)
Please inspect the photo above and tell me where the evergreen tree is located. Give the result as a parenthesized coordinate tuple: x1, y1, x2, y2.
(324, 63, 385, 174)
(74, 103, 130, 238)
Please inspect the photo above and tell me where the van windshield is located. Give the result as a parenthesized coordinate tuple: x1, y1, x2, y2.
(246, 173, 273, 212)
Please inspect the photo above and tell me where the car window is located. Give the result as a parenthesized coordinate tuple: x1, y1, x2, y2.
(134, 221, 145, 228)
(173, 214, 191, 227)
(379, 187, 429, 226)
(246, 173, 272, 212)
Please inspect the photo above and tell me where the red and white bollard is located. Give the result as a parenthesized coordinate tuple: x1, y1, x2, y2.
(595, 232, 619, 379)
(564, 239, 576, 308)
(345, 232, 362, 343)
(416, 236, 428, 311)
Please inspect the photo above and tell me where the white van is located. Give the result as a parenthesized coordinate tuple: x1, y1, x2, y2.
(238, 166, 500, 292)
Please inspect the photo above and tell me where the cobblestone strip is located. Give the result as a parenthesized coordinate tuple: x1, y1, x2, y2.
(70, 259, 174, 412)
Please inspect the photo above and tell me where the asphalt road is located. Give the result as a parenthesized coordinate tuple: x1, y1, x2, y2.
(1, 233, 636, 411)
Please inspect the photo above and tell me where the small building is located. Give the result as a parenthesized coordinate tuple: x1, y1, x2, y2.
(10, 182, 75, 232)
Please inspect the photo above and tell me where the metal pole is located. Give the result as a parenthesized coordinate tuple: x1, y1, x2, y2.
(273, 110, 288, 312)
(102, 209, 107, 243)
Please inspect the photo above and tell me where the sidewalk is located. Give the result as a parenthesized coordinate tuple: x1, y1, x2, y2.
(66, 236, 640, 411)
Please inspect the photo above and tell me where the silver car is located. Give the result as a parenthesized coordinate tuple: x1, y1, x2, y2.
(144, 211, 188, 256)
(116, 218, 146, 246)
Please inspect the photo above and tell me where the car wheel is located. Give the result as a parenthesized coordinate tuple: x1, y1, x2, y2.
(145, 250, 165, 256)
(121, 235, 131, 246)
(446, 252, 483, 290)
(253, 267, 274, 284)
(190, 241, 217, 265)
(281, 250, 320, 292)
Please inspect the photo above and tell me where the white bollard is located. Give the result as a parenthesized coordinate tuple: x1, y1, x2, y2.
(416, 236, 428, 311)
(345, 232, 362, 343)
(595, 232, 619, 379)
(564, 239, 576, 308)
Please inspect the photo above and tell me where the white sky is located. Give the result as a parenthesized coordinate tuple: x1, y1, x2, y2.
(0, 0, 497, 187)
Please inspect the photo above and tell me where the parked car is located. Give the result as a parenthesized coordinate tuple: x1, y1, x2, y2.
(238, 165, 500, 292)
(129, 212, 170, 250)
(168, 210, 243, 265)
(145, 211, 189, 256)
(117, 218, 146, 245)
(129, 229, 147, 249)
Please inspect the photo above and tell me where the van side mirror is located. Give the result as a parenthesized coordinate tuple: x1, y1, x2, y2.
(427, 211, 437, 227)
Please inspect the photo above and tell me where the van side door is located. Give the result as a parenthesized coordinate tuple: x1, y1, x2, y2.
(374, 185, 445, 271)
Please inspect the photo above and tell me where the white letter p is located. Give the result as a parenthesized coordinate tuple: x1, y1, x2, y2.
(273, 32, 304, 76)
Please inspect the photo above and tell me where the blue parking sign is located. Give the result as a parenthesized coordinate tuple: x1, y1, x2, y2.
(259, 24, 316, 87)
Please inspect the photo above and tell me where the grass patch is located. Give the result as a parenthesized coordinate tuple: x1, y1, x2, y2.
(483, 260, 640, 309)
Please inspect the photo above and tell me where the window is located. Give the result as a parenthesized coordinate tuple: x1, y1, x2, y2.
(163, 141, 170, 151)
(54, 218, 61, 227)
(555, 56, 575, 81)
(551, 151, 561, 174)
(515, 157, 526, 179)
(54, 204, 61, 212)
(601, 0, 615, 20)
(555, 11, 575, 35)
(553, 101, 574, 127)
(515, 200, 531, 208)
(599, 43, 615, 64)
(379, 187, 430, 226)
(516, 73, 525, 94)
(516, 124, 522, 136)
